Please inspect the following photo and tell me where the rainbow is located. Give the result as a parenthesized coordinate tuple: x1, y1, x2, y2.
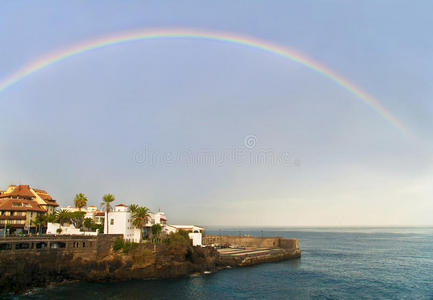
(0, 28, 408, 134)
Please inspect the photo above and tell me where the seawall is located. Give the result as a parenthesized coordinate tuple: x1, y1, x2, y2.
(203, 235, 301, 267)
(203, 234, 299, 250)
(0, 235, 121, 261)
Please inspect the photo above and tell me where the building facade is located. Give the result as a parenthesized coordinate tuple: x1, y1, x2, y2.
(105, 204, 169, 242)
(165, 225, 204, 246)
(0, 185, 59, 234)
(61, 205, 104, 224)
(105, 204, 204, 245)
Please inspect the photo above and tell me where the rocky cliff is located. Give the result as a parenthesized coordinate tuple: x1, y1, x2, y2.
(0, 234, 300, 296)
(0, 243, 219, 296)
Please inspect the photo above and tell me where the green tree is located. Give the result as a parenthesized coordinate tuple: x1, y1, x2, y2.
(55, 209, 71, 226)
(69, 211, 85, 229)
(128, 204, 139, 214)
(151, 224, 162, 243)
(73, 193, 88, 211)
(130, 206, 151, 242)
(101, 193, 115, 234)
(163, 230, 191, 248)
(83, 217, 94, 231)
(32, 217, 41, 234)
(45, 213, 56, 223)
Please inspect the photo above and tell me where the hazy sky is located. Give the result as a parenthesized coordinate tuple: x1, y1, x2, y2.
(1, 1, 433, 226)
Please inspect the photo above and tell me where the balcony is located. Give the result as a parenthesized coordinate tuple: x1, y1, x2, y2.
(0, 216, 26, 220)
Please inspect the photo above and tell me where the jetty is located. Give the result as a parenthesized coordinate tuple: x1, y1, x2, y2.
(202, 234, 301, 267)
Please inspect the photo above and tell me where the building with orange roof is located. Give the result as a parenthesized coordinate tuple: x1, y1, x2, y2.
(0, 184, 59, 234)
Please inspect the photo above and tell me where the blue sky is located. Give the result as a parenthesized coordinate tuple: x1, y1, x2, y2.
(1, 1, 433, 226)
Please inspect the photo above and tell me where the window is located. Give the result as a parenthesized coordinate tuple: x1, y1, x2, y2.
(15, 243, 30, 250)
(0, 243, 12, 251)
(12, 202, 21, 207)
(36, 242, 47, 249)
(50, 242, 66, 249)
(110, 219, 114, 225)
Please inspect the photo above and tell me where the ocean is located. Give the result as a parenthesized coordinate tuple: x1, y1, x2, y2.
(13, 227, 433, 299)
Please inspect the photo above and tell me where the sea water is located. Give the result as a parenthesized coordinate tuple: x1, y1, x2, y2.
(12, 227, 433, 299)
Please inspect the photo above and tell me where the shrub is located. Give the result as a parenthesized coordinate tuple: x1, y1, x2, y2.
(113, 238, 123, 251)
(56, 228, 62, 234)
(94, 223, 104, 233)
(163, 230, 191, 247)
(122, 241, 131, 254)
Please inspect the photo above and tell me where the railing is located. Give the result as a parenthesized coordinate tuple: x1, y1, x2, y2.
(0, 234, 98, 240)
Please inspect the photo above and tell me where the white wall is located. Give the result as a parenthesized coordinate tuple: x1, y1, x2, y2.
(188, 232, 202, 246)
(164, 225, 203, 246)
(47, 223, 98, 236)
(106, 210, 141, 242)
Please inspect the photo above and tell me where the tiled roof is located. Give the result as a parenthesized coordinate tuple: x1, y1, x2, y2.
(0, 197, 46, 212)
(33, 189, 54, 200)
(95, 212, 105, 216)
(115, 204, 128, 207)
(1, 185, 59, 206)
(32, 188, 58, 206)
(42, 200, 59, 207)
(1, 185, 35, 198)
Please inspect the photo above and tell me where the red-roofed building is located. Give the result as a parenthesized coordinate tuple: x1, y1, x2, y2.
(0, 184, 59, 234)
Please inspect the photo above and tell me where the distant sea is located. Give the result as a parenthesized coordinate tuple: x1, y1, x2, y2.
(11, 227, 433, 299)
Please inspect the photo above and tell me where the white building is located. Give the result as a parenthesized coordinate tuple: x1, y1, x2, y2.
(150, 211, 167, 225)
(104, 204, 204, 245)
(61, 205, 104, 223)
(165, 225, 204, 246)
(94, 211, 105, 225)
(104, 204, 141, 242)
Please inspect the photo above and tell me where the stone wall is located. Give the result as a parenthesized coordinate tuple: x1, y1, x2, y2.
(0, 234, 122, 261)
(96, 234, 123, 258)
(202, 235, 299, 250)
(278, 238, 298, 250)
(0, 235, 219, 295)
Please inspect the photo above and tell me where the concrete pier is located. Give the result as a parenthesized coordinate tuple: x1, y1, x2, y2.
(203, 235, 301, 267)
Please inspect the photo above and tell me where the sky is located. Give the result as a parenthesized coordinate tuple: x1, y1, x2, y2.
(1, 1, 433, 226)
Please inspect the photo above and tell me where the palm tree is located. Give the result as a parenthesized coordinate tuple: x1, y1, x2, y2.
(73, 193, 88, 211)
(101, 193, 115, 234)
(130, 206, 151, 242)
(128, 204, 139, 214)
(32, 217, 41, 234)
(39, 214, 49, 233)
(33, 214, 49, 234)
(55, 209, 71, 226)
